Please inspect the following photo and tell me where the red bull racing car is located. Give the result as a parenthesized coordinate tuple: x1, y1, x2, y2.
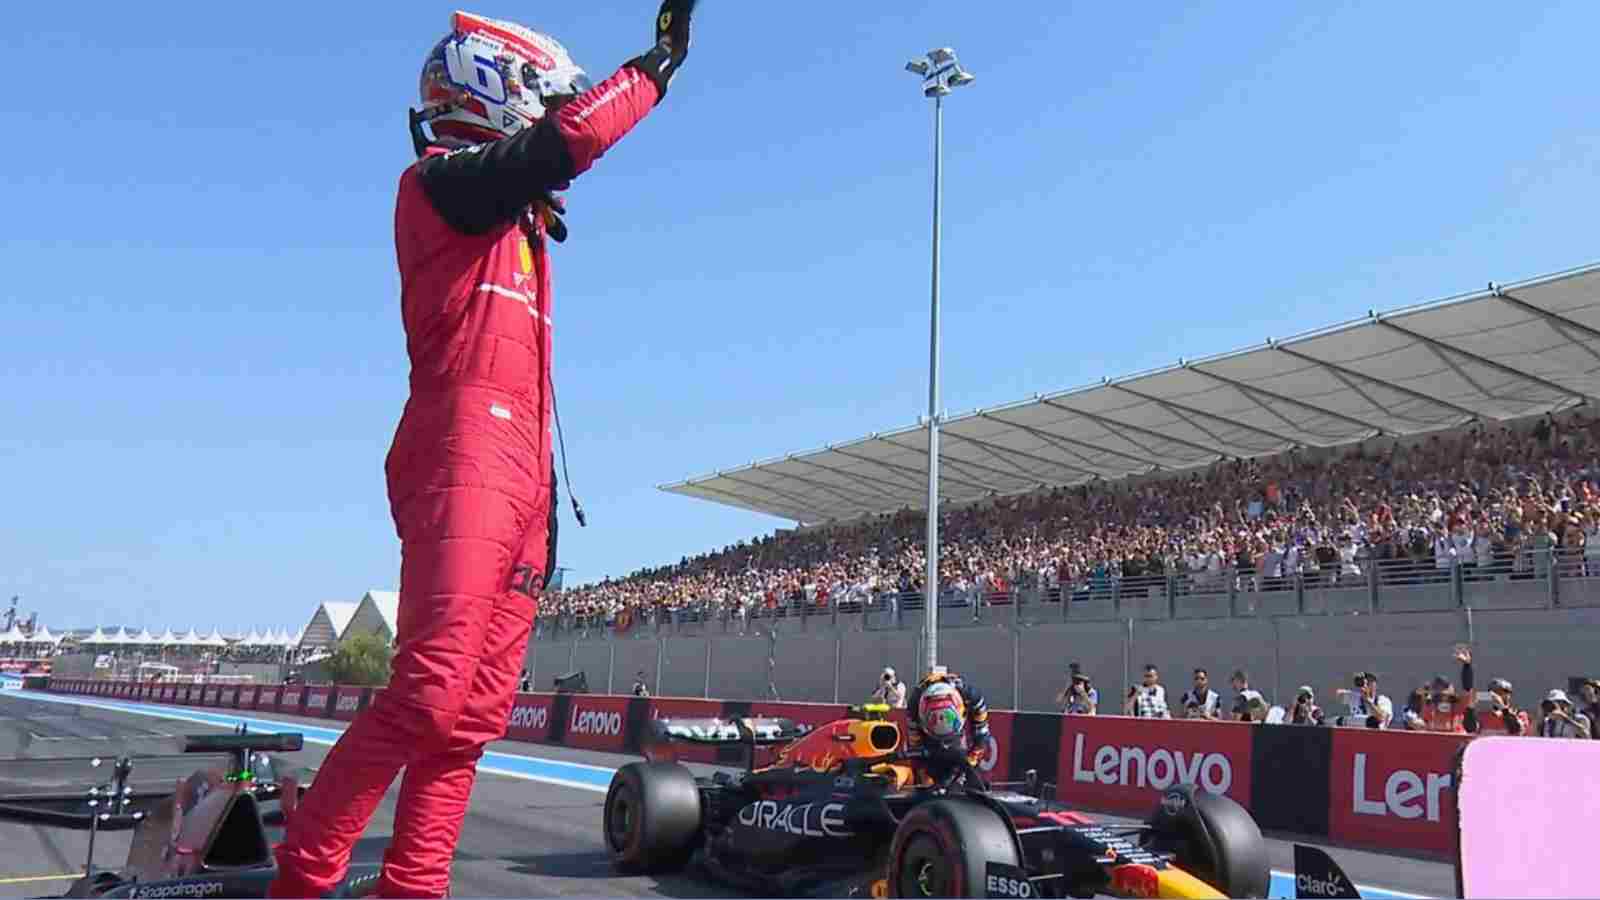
(601, 703, 1271, 898)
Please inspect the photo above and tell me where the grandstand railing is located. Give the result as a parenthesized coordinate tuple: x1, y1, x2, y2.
(534, 544, 1600, 641)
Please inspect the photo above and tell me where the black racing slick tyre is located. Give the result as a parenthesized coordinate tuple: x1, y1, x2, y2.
(1146, 784, 1270, 898)
(888, 798, 1023, 899)
(603, 761, 703, 874)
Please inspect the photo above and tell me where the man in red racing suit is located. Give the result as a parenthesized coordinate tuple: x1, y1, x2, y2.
(269, 7, 694, 898)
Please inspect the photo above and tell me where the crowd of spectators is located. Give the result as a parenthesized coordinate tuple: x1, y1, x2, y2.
(540, 410, 1600, 631)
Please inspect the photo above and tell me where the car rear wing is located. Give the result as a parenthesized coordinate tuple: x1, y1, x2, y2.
(642, 716, 810, 770)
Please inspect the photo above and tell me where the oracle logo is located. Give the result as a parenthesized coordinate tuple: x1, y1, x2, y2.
(335, 694, 361, 712)
(1351, 753, 1451, 821)
(1070, 733, 1233, 794)
(509, 704, 549, 730)
(570, 707, 622, 736)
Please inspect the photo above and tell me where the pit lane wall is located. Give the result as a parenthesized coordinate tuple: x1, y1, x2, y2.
(45, 678, 1467, 859)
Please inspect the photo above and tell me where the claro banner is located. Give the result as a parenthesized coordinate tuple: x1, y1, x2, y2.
(1057, 716, 1253, 816)
(1327, 727, 1469, 854)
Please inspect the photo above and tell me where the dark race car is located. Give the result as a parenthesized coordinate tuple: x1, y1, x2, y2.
(0, 727, 378, 898)
(601, 703, 1270, 899)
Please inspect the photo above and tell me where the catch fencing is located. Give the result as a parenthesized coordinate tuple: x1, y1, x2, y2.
(527, 549, 1600, 715)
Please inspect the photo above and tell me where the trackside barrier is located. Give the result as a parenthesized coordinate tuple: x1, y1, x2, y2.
(40, 678, 1466, 859)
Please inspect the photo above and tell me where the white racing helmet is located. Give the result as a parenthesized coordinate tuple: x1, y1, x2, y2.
(410, 11, 594, 154)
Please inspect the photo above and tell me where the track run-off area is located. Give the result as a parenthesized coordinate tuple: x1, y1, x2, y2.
(0, 688, 1447, 899)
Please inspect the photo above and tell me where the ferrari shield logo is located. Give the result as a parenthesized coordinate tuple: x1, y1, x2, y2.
(519, 238, 534, 274)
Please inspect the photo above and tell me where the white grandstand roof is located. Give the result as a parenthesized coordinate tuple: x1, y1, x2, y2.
(662, 262, 1600, 524)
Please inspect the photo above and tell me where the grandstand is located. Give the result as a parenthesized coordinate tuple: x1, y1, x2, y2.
(524, 262, 1600, 711)
(663, 262, 1600, 525)
(531, 259, 1600, 621)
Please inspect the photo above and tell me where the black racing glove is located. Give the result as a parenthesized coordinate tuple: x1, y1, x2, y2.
(627, 0, 695, 103)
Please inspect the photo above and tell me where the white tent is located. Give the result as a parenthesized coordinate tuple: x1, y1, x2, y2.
(158, 628, 180, 646)
(202, 627, 228, 647)
(0, 622, 27, 644)
(136, 628, 160, 646)
(30, 625, 59, 645)
(239, 628, 260, 648)
(103, 628, 129, 647)
(180, 627, 203, 646)
(82, 627, 109, 645)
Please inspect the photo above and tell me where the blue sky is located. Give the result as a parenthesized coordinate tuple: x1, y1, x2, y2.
(4, 2, 1598, 632)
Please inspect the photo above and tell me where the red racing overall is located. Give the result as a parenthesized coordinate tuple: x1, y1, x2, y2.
(269, 63, 661, 899)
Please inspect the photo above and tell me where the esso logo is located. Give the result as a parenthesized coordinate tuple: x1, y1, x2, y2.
(570, 708, 622, 736)
(1070, 734, 1232, 794)
(509, 704, 548, 729)
(985, 874, 1034, 897)
(1351, 753, 1451, 821)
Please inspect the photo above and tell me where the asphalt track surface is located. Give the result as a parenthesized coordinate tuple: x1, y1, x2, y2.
(0, 689, 1456, 899)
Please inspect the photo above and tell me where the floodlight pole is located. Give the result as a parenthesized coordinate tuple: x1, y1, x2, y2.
(906, 47, 972, 678)
(923, 91, 944, 679)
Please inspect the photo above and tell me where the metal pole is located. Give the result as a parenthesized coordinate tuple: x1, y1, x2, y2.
(923, 93, 944, 678)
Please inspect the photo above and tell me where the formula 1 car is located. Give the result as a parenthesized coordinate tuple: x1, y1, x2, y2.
(0, 727, 378, 898)
(601, 703, 1270, 899)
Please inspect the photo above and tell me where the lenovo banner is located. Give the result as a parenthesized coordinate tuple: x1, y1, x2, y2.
(255, 685, 281, 711)
(552, 695, 630, 752)
(1057, 716, 1252, 816)
(304, 687, 333, 717)
(505, 693, 557, 743)
(279, 686, 304, 715)
(237, 685, 258, 709)
(1327, 728, 1468, 855)
(331, 686, 367, 721)
(202, 687, 219, 707)
(218, 687, 238, 708)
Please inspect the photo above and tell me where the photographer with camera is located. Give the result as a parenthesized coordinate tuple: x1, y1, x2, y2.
(1536, 689, 1592, 739)
(1179, 668, 1220, 720)
(1289, 685, 1327, 725)
(872, 666, 907, 708)
(1055, 663, 1098, 715)
(1332, 671, 1394, 728)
